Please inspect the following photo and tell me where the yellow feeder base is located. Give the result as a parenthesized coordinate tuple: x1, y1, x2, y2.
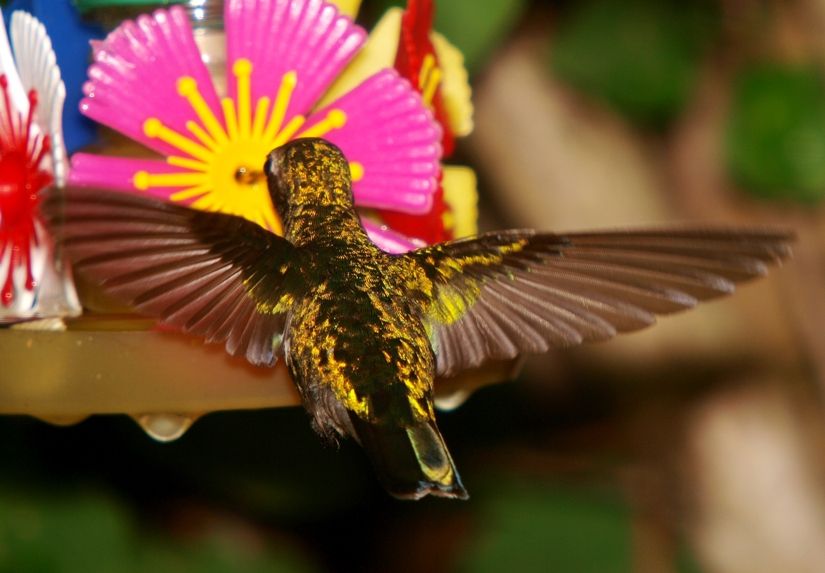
(0, 314, 518, 440)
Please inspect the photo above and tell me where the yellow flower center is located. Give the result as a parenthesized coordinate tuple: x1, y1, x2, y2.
(133, 59, 363, 234)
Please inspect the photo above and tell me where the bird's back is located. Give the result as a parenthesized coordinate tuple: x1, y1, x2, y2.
(285, 242, 434, 428)
(284, 241, 467, 499)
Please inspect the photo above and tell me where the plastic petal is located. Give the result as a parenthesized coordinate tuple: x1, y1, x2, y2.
(317, 7, 401, 108)
(0, 220, 80, 321)
(0, 223, 45, 318)
(11, 11, 68, 185)
(224, 0, 366, 120)
(432, 32, 474, 138)
(326, 0, 362, 18)
(80, 7, 221, 157)
(441, 165, 478, 238)
(0, 11, 28, 115)
(362, 218, 424, 253)
(69, 154, 189, 202)
(311, 69, 442, 214)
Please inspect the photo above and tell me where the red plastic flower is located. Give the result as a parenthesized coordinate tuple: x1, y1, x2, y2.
(381, 0, 453, 244)
(0, 10, 79, 321)
(0, 75, 51, 306)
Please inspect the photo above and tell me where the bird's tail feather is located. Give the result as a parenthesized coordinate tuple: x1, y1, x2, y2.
(349, 415, 468, 500)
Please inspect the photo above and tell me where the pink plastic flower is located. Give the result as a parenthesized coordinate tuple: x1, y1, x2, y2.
(69, 0, 442, 251)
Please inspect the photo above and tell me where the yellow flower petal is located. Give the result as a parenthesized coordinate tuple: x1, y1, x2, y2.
(327, 0, 362, 18)
(432, 32, 474, 137)
(318, 8, 403, 108)
(442, 165, 478, 238)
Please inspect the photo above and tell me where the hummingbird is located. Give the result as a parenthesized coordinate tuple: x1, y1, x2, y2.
(44, 138, 792, 500)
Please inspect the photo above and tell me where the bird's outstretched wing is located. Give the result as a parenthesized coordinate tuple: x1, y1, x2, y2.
(43, 187, 305, 366)
(402, 228, 793, 377)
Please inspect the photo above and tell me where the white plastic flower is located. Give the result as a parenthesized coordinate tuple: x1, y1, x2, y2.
(0, 10, 79, 322)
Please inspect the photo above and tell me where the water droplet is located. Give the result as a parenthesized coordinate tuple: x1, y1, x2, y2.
(434, 390, 471, 412)
(133, 413, 198, 442)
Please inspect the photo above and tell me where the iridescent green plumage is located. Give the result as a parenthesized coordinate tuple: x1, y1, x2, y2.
(45, 138, 792, 500)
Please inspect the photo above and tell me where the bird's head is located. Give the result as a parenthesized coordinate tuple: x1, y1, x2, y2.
(264, 138, 355, 225)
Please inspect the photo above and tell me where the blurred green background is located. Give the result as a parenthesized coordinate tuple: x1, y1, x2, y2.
(4, 0, 825, 571)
